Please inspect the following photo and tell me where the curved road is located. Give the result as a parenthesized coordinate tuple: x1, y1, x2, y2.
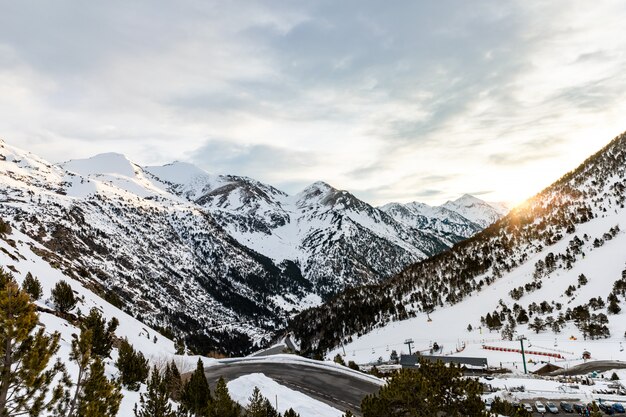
(549, 360, 626, 376)
(204, 360, 382, 416)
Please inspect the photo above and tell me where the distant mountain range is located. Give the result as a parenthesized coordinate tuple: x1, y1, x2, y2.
(0, 139, 507, 353)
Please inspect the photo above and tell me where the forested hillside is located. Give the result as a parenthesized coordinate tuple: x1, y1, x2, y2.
(291, 132, 626, 354)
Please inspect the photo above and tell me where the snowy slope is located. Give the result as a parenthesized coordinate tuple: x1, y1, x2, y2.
(293, 131, 626, 359)
(0, 226, 181, 416)
(228, 373, 343, 417)
(329, 203, 626, 366)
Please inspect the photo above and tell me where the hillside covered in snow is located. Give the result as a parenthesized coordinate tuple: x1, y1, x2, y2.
(292, 131, 626, 357)
(0, 139, 504, 354)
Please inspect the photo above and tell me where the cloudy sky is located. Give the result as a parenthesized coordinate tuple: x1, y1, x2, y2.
(1, 1, 626, 205)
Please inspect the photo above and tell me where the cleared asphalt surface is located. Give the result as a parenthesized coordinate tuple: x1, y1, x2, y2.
(549, 360, 626, 376)
(204, 361, 382, 416)
(250, 336, 298, 357)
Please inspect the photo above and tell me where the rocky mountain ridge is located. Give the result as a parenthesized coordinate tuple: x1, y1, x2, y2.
(0, 139, 506, 353)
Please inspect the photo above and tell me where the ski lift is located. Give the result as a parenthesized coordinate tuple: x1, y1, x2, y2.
(352, 351, 355, 356)
(371, 348, 375, 354)
(620, 343, 624, 352)
(554, 338, 558, 347)
(386, 345, 389, 352)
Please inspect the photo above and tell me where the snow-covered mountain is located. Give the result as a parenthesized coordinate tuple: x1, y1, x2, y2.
(0, 138, 506, 353)
(292, 131, 626, 356)
(144, 161, 507, 297)
(441, 194, 510, 228)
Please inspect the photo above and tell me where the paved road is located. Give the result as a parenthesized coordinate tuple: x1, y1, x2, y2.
(250, 335, 297, 357)
(204, 361, 382, 416)
(549, 360, 626, 376)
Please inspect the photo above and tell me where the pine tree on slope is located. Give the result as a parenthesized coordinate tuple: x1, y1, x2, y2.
(180, 359, 211, 416)
(212, 377, 240, 417)
(0, 269, 66, 417)
(134, 366, 175, 417)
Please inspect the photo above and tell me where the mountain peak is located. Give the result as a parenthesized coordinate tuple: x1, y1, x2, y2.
(61, 152, 138, 178)
(145, 161, 211, 186)
(297, 181, 336, 203)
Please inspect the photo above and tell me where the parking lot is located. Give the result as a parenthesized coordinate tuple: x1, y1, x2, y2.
(513, 400, 624, 416)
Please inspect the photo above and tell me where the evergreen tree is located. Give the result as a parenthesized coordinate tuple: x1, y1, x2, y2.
(529, 317, 546, 333)
(262, 399, 279, 417)
(246, 387, 278, 417)
(342, 412, 355, 417)
(51, 280, 77, 313)
(115, 339, 149, 391)
(361, 360, 487, 417)
(57, 326, 122, 417)
(22, 272, 42, 300)
(61, 329, 95, 417)
(516, 309, 529, 324)
(163, 360, 183, 401)
(0, 271, 66, 417)
(180, 359, 211, 416)
(608, 298, 621, 315)
(211, 377, 240, 417)
(134, 366, 175, 417)
(77, 357, 122, 417)
(284, 409, 300, 417)
(501, 324, 514, 341)
(81, 308, 118, 358)
(347, 361, 360, 371)
(389, 350, 399, 364)
(333, 354, 345, 366)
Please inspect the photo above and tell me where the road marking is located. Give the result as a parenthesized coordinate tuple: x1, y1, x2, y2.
(285, 381, 360, 411)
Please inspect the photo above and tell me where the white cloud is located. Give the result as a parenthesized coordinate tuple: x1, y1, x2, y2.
(0, 0, 625, 205)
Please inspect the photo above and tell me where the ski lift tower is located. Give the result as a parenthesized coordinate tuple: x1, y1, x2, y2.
(405, 338, 415, 355)
(517, 335, 528, 374)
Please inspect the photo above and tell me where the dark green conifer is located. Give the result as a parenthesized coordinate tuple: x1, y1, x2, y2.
(245, 387, 266, 417)
(212, 377, 240, 417)
(51, 280, 77, 313)
(77, 357, 122, 417)
(361, 360, 487, 417)
(180, 359, 211, 416)
(163, 360, 183, 401)
(22, 272, 43, 300)
(81, 308, 118, 358)
(0, 270, 66, 416)
(134, 366, 175, 417)
(115, 339, 149, 391)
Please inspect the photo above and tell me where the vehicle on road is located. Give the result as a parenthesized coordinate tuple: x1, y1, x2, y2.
(523, 403, 533, 413)
(613, 402, 625, 413)
(536, 401, 547, 413)
(484, 398, 493, 412)
(546, 402, 559, 414)
(573, 403, 585, 414)
(600, 402, 616, 415)
(560, 401, 573, 413)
